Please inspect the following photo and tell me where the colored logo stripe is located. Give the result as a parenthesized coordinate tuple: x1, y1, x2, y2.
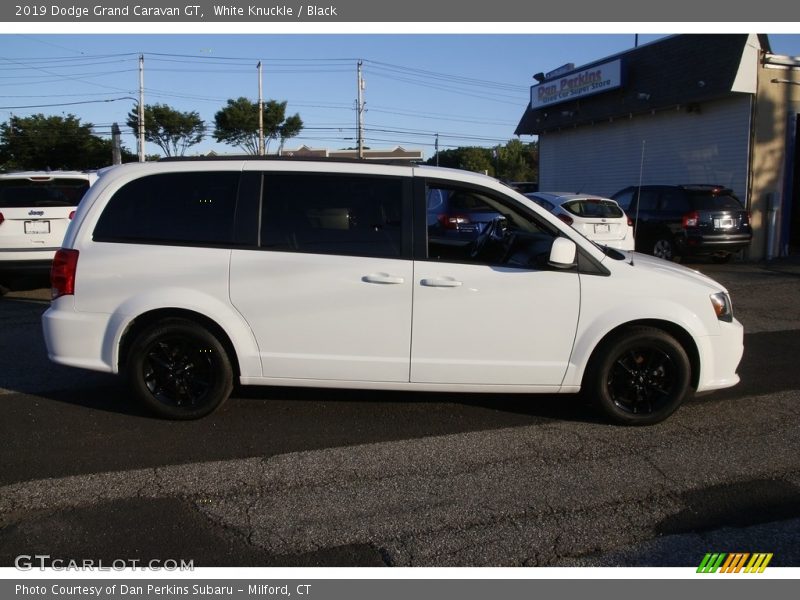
(745, 553, 773, 573)
(697, 553, 773, 573)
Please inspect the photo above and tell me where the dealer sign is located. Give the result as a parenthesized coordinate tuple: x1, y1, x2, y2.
(531, 59, 623, 109)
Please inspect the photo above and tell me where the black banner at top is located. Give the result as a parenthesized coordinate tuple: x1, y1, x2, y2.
(3, 0, 800, 22)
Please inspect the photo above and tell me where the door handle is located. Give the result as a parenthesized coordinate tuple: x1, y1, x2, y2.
(362, 273, 405, 285)
(420, 277, 462, 288)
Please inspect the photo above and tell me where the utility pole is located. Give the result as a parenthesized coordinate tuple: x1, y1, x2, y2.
(435, 133, 439, 166)
(138, 54, 145, 162)
(257, 61, 265, 156)
(111, 123, 121, 165)
(357, 60, 365, 159)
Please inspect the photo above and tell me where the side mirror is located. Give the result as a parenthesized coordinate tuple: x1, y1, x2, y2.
(548, 237, 577, 269)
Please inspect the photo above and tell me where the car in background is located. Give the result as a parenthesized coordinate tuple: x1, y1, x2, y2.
(526, 192, 634, 251)
(610, 184, 752, 262)
(507, 181, 538, 195)
(426, 186, 504, 255)
(0, 171, 96, 292)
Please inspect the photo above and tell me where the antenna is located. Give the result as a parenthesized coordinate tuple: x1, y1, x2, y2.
(631, 139, 646, 266)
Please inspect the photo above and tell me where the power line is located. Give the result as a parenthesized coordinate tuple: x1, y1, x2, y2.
(0, 97, 137, 110)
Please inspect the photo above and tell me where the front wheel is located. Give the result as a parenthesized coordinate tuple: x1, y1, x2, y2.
(125, 319, 233, 420)
(586, 327, 692, 425)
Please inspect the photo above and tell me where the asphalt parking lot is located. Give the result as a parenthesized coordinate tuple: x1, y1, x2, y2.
(1, 257, 799, 567)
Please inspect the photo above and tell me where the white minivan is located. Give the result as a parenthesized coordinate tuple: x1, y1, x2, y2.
(42, 159, 743, 424)
(0, 171, 96, 292)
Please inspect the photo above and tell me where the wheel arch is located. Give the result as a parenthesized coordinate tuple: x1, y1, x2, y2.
(579, 319, 701, 390)
(118, 308, 242, 378)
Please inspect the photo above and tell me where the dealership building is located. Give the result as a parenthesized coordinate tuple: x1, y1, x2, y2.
(515, 34, 800, 260)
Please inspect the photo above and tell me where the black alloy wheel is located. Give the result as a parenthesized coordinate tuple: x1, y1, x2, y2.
(126, 319, 233, 420)
(587, 326, 691, 425)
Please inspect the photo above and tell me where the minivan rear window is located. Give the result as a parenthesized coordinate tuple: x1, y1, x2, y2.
(93, 172, 240, 246)
(0, 178, 89, 208)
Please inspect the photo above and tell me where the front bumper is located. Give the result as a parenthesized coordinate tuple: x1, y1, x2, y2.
(695, 318, 744, 392)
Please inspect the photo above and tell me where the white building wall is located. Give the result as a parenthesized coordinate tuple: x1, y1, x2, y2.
(539, 95, 753, 203)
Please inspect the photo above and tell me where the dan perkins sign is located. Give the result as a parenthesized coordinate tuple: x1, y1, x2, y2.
(531, 59, 623, 109)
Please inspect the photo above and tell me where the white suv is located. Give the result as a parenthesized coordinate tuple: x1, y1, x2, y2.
(42, 159, 743, 424)
(0, 171, 96, 292)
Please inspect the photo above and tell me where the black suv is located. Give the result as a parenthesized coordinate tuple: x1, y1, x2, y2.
(611, 185, 752, 262)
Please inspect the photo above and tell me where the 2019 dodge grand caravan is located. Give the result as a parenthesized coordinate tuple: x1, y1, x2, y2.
(43, 159, 743, 425)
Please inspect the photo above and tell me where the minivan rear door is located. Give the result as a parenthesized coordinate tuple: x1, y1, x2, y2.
(230, 166, 415, 383)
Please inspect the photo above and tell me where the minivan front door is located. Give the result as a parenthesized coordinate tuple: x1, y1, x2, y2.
(411, 181, 580, 387)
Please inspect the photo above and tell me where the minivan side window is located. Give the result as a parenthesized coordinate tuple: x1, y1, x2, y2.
(93, 172, 240, 246)
(426, 182, 557, 269)
(260, 172, 407, 259)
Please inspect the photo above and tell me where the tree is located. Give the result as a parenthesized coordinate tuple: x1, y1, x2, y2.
(497, 139, 539, 182)
(213, 97, 303, 154)
(0, 113, 134, 171)
(426, 140, 539, 182)
(126, 103, 205, 157)
(427, 146, 494, 175)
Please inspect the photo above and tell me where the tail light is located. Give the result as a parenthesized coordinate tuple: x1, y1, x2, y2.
(557, 213, 574, 226)
(69, 210, 76, 220)
(437, 213, 471, 229)
(51, 248, 79, 300)
(0, 212, 4, 225)
(682, 211, 700, 228)
(627, 216, 634, 227)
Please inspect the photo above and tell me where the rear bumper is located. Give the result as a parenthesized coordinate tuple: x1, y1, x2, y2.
(600, 238, 635, 251)
(42, 299, 115, 373)
(676, 233, 752, 256)
(0, 248, 57, 277)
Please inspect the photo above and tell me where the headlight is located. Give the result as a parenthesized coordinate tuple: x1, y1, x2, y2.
(710, 292, 733, 322)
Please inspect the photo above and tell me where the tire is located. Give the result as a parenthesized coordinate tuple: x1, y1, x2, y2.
(585, 326, 692, 426)
(651, 237, 676, 261)
(125, 318, 233, 420)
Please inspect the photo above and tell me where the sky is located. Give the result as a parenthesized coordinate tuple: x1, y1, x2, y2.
(2, 32, 800, 159)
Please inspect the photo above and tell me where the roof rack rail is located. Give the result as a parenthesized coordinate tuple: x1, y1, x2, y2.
(157, 155, 422, 166)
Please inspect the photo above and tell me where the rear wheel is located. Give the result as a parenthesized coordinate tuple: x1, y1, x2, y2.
(651, 237, 676, 261)
(125, 319, 233, 420)
(586, 326, 691, 425)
